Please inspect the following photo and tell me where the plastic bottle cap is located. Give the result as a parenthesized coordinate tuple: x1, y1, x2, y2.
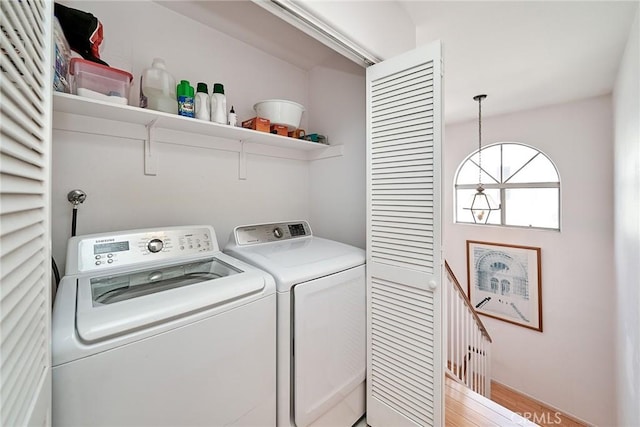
(152, 58, 166, 69)
(213, 83, 224, 94)
(197, 82, 208, 94)
(177, 80, 194, 97)
(230, 105, 235, 113)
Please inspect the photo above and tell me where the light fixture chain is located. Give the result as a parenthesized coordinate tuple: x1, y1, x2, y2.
(478, 97, 482, 185)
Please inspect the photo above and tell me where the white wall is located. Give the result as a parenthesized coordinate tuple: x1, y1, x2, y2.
(52, 0, 319, 272)
(308, 59, 366, 249)
(52, 132, 311, 271)
(613, 8, 640, 426)
(61, 0, 310, 126)
(443, 96, 615, 426)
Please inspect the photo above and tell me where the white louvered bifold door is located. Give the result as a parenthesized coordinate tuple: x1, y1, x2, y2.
(1, 0, 53, 426)
(366, 41, 443, 427)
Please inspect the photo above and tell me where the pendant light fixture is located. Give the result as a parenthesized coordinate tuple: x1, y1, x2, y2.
(464, 94, 500, 224)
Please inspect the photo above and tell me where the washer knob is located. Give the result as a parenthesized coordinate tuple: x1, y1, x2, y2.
(273, 227, 283, 239)
(147, 238, 164, 253)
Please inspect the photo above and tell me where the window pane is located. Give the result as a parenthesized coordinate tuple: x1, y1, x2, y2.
(505, 188, 559, 229)
(456, 188, 501, 225)
(479, 145, 501, 184)
(502, 144, 538, 182)
(458, 147, 500, 185)
(507, 153, 559, 183)
(456, 160, 482, 185)
(455, 142, 560, 229)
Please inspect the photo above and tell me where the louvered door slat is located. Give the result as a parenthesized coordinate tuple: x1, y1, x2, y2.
(373, 156, 434, 167)
(373, 165, 434, 175)
(0, 223, 43, 261)
(2, 100, 47, 144)
(3, 309, 47, 426)
(371, 227, 433, 240)
(367, 41, 442, 427)
(372, 342, 433, 392)
(373, 195, 434, 203)
(371, 89, 434, 112)
(372, 199, 433, 206)
(372, 338, 434, 379)
(372, 310, 433, 339)
(1, 154, 46, 180)
(1, 132, 46, 166)
(372, 123, 433, 140)
(0, 209, 43, 236)
(371, 63, 433, 92)
(372, 115, 434, 134)
(0, 194, 45, 214)
(372, 230, 433, 244)
(370, 278, 436, 424)
(372, 68, 433, 96)
(371, 134, 433, 149)
(371, 338, 433, 381)
(0, 0, 52, 425)
(1, 69, 47, 125)
(372, 298, 431, 327)
(373, 366, 432, 406)
(371, 374, 432, 420)
(2, 120, 42, 154)
(1, 3, 45, 86)
(0, 47, 42, 106)
(1, 250, 44, 306)
(372, 102, 434, 122)
(371, 236, 432, 251)
(0, 174, 44, 195)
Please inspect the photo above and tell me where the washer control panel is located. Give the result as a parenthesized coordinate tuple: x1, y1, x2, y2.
(74, 226, 216, 273)
(234, 221, 312, 245)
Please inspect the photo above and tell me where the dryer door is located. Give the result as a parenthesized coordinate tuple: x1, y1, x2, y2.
(293, 265, 366, 427)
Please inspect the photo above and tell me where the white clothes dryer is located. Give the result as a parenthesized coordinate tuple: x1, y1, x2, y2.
(52, 225, 276, 426)
(225, 221, 366, 427)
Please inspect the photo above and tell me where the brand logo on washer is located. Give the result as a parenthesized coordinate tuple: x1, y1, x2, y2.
(95, 238, 115, 243)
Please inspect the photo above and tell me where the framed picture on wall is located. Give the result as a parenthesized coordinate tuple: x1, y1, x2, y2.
(467, 240, 543, 332)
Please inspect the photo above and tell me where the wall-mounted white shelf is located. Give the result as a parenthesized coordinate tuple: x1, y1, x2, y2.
(52, 92, 343, 178)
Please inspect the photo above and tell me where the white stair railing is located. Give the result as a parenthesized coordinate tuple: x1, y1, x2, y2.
(445, 262, 492, 398)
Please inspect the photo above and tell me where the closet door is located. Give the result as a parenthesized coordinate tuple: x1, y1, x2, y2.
(366, 41, 443, 427)
(1, 0, 53, 425)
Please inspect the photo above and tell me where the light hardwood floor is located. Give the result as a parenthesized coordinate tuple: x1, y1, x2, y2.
(355, 376, 587, 427)
(355, 376, 536, 427)
(446, 376, 537, 426)
(490, 381, 589, 427)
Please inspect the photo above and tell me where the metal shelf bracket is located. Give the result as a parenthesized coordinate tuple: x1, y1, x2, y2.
(239, 140, 247, 180)
(144, 119, 159, 176)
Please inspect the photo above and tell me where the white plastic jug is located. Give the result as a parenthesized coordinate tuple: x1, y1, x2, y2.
(210, 83, 227, 124)
(141, 58, 178, 114)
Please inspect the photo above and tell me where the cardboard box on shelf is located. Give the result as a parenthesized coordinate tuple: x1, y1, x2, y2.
(242, 117, 270, 132)
(270, 124, 288, 136)
(288, 129, 306, 139)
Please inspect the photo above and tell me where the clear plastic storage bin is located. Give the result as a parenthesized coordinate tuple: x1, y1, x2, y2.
(70, 58, 133, 105)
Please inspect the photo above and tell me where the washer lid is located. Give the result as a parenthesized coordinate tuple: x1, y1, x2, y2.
(225, 237, 365, 290)
(75, 255, 267, 342)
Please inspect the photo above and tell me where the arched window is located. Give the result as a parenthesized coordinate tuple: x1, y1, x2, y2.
(455, 142, 560, 230)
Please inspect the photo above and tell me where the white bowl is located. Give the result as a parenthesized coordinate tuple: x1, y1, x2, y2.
(254, 99, 305, 130)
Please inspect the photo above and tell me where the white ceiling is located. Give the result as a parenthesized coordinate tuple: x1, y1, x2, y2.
(398, 1, 639, 123)
(160, 1, 638, 124)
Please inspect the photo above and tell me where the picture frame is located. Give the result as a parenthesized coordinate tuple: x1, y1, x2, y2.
(466, 240, 543, 332)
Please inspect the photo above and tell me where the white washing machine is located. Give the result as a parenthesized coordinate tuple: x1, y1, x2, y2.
(225, 221, 366, 427)
(52, 225, 276, 426)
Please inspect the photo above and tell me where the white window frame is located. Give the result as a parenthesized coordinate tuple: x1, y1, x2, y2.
(454, 142, 561, 231)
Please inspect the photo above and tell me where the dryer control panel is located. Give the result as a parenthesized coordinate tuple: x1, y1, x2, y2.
(234, 221, 312, 245)
(68, 226, 217, 274)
